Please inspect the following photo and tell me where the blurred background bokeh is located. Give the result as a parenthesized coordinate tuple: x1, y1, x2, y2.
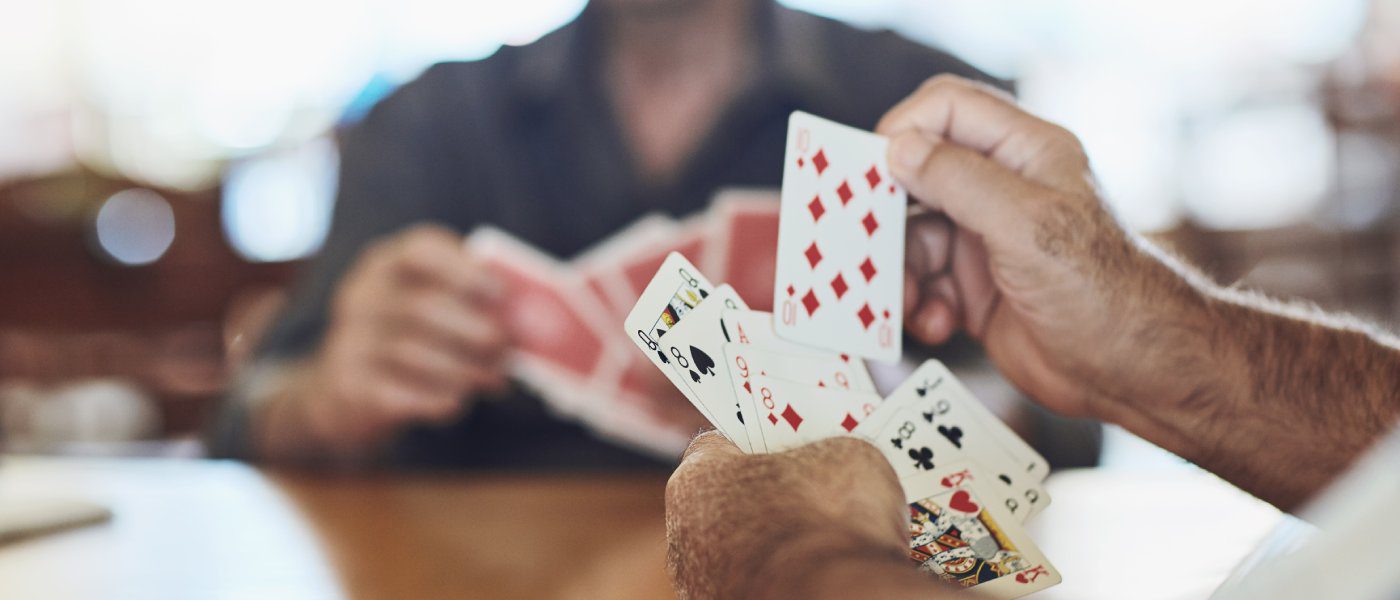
(2, 0, 1398, 460)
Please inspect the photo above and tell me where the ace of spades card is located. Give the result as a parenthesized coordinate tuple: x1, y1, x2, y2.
(773, 111, 906, 363)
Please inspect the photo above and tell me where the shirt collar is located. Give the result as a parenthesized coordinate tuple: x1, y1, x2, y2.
(508, 1, 843, 111)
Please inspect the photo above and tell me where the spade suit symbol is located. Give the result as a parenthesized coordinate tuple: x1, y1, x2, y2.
(938, 425, 964, 448)
(690, 346, 717, 377)
(656, 350, 670, 365)
(908, 446, 935, 470)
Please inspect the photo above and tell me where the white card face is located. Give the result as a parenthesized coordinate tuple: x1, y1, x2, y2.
(856, 401, 1042, 524)
(902, 464, 1061, 599)
(723, 343, 875, 395)
(878, 361, 1050, 520)
(719, 308, 875, 386)
(657, 285, 752, 452)
(726, 359, 879, 453)
(623, 252, 719, 422)
(897, 360, 1050, 483)
(773, 111, 906, 363)
(860, 407, 961, 480)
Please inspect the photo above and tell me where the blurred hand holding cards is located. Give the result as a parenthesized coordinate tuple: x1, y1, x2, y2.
(464, 190, 782, 458)
(624, 112, 1060, 597)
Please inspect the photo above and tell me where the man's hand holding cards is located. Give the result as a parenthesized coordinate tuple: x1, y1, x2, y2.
(626, 112, 1060, 598)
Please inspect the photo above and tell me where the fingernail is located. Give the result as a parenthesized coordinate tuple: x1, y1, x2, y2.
(892, 134, 934, 170)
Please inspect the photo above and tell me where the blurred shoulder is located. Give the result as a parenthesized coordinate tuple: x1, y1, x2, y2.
(782, 6, 1010, 121)
(349, 20, 566, 131)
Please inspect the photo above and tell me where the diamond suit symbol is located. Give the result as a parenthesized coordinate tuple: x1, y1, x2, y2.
(857, 304, 875, 329)
(781, 404, 804, 431)
(801, 289, 821, 316)
(836, 181, 853, 205)
(807, 196, 825, 222)
(865, 166, 882, 190)
(861, 211, 879, 236)
(841, 414, 859, 432)
(811, 149, 828, 175)
(830, 273, 848, 299)
(859, 257, 877, 282)
(804, 242, 823, 268)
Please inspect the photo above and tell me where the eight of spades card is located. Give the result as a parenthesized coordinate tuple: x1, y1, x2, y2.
(654, 284, 751, 451)
(623, 252, 718, 423)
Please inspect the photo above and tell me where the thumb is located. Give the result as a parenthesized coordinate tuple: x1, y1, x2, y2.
(888, 132, 1043, 246)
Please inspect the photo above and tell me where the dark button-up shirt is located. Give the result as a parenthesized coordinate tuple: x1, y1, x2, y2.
(213, 2, 1004, 469)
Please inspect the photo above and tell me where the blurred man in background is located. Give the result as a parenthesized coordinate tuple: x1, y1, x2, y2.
(209, 0, 1007, 468)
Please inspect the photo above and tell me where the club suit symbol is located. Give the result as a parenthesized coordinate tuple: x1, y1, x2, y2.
(909, 446, 935, 471)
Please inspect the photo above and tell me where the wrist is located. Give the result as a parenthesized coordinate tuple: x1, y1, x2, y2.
(744, 529, 920, 600)
(1084, 241, 1237, 416)
(252, 358, 383, 462)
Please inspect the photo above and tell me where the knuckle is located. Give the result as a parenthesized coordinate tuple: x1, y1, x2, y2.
(406, 292, 442, 318)
(919, 73, 964, 92)
(368, 381, 404, 408)
(920, 143, 965, 180)
(384, 337, 419, 364)
(403, 224, 456, 252)
(421, 397, 461, 421)
(1044, 123, 1086, 154)
(402, 238, 439, 267)
(679, 430, 730, 463)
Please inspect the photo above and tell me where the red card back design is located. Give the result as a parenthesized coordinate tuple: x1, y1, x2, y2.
(486, 258, 605, 381)
(620, 225, 708, 296)
(718, 204, 779, 311)
(471, 231, 612, 383)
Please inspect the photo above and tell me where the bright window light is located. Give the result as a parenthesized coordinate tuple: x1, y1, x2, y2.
(94, 189, 176, 266)
(221, 138, 338, 263)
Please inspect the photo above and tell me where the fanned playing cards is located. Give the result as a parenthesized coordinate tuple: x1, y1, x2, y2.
(621, 112, 1061, 598)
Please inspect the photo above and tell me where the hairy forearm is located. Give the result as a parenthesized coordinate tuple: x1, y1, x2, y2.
(1100, 245, 1400, 510)
(1199, 288, 1398, 507)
